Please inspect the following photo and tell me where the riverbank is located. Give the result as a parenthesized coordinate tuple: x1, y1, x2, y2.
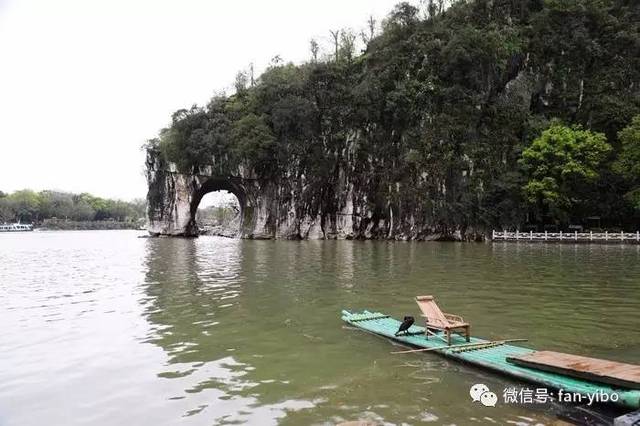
(38, 220, 142, 231)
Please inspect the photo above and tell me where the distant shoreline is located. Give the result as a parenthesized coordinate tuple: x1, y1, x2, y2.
(37, 221, 142, 231)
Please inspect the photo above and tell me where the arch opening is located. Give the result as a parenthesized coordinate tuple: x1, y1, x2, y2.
(191, 179, 245, 238)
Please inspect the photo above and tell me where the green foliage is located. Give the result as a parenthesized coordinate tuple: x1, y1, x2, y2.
(384, 2, 420, 29)
(159, 106, 212, 172)
(231, 113, 277, 175)
(8, 190, 40, 223)
(624, 189, 640, 211)
(519, 123, 611, 219)
(615, 115, 640, 210)
(0, 190, 145, 224)
(615, 115, 640, 180)
(151, 0, 640, 230)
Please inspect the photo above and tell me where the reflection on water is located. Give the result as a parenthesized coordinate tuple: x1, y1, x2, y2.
(0, 231, 639, 425)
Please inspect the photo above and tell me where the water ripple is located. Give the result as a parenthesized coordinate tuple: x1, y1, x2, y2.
(1, 232, 638, 425)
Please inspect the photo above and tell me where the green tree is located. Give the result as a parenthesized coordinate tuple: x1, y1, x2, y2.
(338, 29, 357, 63)
(384, 2, 419, 28)
(309, 38, 319, 62)
(614, 115, 640, 210)
(0, 197, 14, 222)
(38, 191, 74, 219)
(130, 198, 147, 218)
(231, 113, 277, 176)
(234, 71, 249, 94)
(0, 190, 145, 224)
(158, 106, 212, 172)
(9, 190, 41, 223)
(71, 200, 96, 221)
(519, 123, 611, 222)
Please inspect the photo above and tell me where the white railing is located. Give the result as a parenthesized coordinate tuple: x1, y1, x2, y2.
(492, 230, 640, 243)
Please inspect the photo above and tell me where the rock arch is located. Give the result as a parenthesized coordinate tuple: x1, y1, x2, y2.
(145, 150, 279, 238)
(145, 148, 482, 240)
(146, 148, 337, 239)
(190, 178, 247, 236)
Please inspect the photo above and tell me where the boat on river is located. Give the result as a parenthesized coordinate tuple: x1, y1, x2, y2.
(0, 223, 33, 232)
(341, 309, 640, 410)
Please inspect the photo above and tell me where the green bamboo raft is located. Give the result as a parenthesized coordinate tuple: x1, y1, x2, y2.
(342, 310, 640, 410)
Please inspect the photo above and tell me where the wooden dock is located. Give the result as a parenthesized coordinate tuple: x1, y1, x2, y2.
(507, 351, 640, 390)
(493, 230, 640, 243)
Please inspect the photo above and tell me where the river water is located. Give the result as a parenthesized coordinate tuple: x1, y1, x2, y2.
(1, 231, 639, 425)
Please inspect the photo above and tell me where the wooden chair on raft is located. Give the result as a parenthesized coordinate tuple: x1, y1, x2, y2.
(415, 295, 470, 346)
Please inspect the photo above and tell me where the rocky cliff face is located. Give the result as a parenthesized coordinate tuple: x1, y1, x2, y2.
(147, 1, 640, 239)
(146, 148, 486, 240)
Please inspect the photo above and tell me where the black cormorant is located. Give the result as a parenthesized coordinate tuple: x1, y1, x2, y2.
(395, 316, 415, 336)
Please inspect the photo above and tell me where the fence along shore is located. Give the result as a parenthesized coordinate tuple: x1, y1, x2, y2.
(492, 230, 640, 244)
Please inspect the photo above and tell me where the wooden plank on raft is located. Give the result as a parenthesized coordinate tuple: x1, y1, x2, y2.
(507, 351, 640, 390)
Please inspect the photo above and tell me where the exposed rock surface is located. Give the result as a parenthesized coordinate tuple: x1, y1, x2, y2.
(146, 149, 485, 240)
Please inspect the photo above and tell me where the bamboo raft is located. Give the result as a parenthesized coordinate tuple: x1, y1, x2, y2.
(342, 310, 640, 410)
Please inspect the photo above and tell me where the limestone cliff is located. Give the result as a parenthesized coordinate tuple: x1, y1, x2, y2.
(146, 146, 485, 240)
(146, 1, 640, 238)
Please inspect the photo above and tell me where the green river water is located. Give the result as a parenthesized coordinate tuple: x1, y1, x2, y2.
(1, 231, 639, 425)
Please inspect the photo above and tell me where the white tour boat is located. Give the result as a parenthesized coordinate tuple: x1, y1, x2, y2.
(0, 223, 34, 232)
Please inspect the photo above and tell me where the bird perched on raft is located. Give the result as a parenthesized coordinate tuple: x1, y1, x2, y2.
(395, 316, 415, 336)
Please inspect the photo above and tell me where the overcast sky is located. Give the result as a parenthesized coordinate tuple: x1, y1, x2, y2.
(0, 0, 402, 203)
